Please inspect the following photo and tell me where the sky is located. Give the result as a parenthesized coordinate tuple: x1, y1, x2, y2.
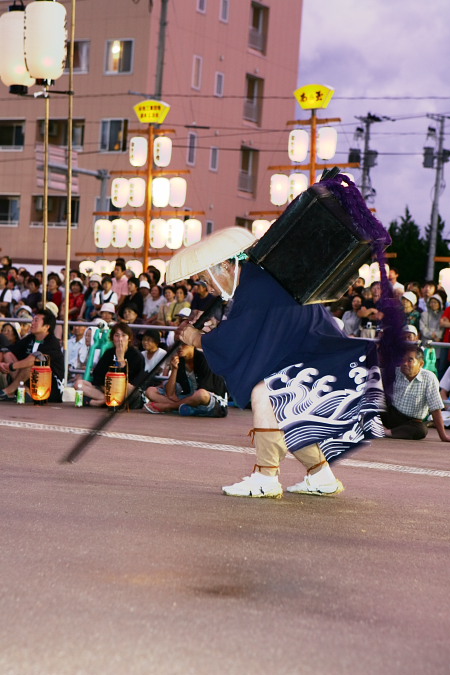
(299, 0, 450, 237)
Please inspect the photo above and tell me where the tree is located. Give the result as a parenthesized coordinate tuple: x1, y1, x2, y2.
(388, 208, 427, 283)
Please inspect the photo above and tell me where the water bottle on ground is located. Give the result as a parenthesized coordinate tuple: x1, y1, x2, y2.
(17, 382, 25, 405)
(75, 383, 84, 408)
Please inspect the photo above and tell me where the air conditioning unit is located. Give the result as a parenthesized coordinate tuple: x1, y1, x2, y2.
(35, 196, 43, 211)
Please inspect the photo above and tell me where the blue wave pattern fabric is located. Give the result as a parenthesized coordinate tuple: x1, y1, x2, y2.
(202, 261, 384, 464)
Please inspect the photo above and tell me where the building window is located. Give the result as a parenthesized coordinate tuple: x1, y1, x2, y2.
(206, 220, 214, 235)
(249, 3, 269, 53)
(235, 217, 253, 231)
(187, 132, 198, 166)
(0, 120, 25, 150)
(197, 0, 207, 13)
(0, 195, 20, 226)
(244, 74, 264, 125)
(100, 119, 128, 152)
(192, 55, 203, 90)
(105, 39, 133, 74)
(215, 72, 224, 97)
(210, 146, 219, 171)
(64, 40, 90, 74)
(30, 195, 79, 228)
(95, 197, 121, 221)
(219, 0, 230, 22)
(238, 146, 258, 194)
(37, 119, 85, 149)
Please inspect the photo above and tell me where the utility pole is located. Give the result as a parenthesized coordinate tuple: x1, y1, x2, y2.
(155, 0, 169, 100)
(349, 113, 391, 201)
(425, 114, 450, 279)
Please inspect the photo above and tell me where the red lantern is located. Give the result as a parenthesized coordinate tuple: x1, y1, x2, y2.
(30, 354, 52, 402)
(105, 362, 127, 408)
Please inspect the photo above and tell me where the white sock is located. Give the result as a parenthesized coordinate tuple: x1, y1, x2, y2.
(309, 464, 336, 485)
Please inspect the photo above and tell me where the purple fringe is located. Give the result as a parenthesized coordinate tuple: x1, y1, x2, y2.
(321, 174, 406, 398)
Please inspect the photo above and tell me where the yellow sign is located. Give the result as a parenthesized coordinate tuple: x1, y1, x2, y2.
(133, 99, 171, 124)
(294, 84, 335, 110)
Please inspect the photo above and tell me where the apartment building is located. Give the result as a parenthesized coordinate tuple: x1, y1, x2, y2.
(0, 0, 303, 267)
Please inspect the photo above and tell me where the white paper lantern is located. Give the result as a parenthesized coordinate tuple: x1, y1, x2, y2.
(288, 129, 309, 163)
(270, 174, 289, 206)
(79, 260, 96, 276)
(111, 218, 128, 248)
(111, 177, 129, 208)
(94, 219, 113, 248)
(24, 1, 67, 80)
(152, 176, 170, 208)
(341, 172, 355, 186)
(128, 177, 146, 207)
(129, 136, 148, 167)
(183, 219, 202, 247)
(169, 177, 187, 208)
(94, 259, 114, 275)
(166, 218, 184, 250)
(154, 136, 172, 167)
(127, 218, 145, 249)
(439, 268, 450, 298)
(358, 264, 371, 287)
(251, 220, 271, 239)
(317, 126, 338, 160)
(0, 9, 36, 87)
(150, 218, 168, 248)
(148, 259, 166, 283)
(127, 260, 143, 277)
(289, 173, 308, 201)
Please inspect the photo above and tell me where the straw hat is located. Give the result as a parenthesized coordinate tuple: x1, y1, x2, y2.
(45, 302, 59, 317)
(165, 227, 256, 284)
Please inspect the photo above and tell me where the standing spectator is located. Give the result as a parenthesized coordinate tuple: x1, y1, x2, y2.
(419, 280, 437, 312)
(401, 291, 421, 332)
(0, 272, 13, 316)
(420, 295, 444, 342)
(99, 302, 116, 324)
(358, 281, 383, 338)
(120, 277, 144, 319)
(146, 265, 161, 287)
(342, 295, 363, 336)
(94, 275, 118, 310)
(388, 267, 404, 295)
(112, 260, 129, 307)
(67, 278, 84, 320)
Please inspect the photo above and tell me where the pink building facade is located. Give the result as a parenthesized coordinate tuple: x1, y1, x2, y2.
(0, 0, 303, 268)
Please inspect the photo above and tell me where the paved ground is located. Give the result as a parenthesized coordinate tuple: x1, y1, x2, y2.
(0, 402, 449, 675)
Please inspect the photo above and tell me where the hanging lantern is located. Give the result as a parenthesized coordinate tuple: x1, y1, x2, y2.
(128, 177, 146, 207)
(150, 218, 168, 248)
(152, 177, 170, 207)
(169, 177, 187, 208)
(270, 174, 289, 206)
(0, 8, 36, 88)
(126, 260, 143, 277)
(129, 136, 148, 167)
(341, 172, 355, 186)
(94, 259, 114, 275)
(183, 219, 202, 247)
(127, 219, 145, 249)
(24, 0, 67, 81)
(111, 177, 129, 208)
(289, 173, 308, 201)
(105, 362, 128, 408)
(317, 126, 338, 160)
(94, 219, 113, 248)
(252, 220, 271, 239)
(154, 136, 172, 167)
(30, 354, 52, 402)
(112, 218, 128, 248)
(439, 268, 450, 298)
(79, 260, 96, 275)
(358, 264, 371, 287)
(148, 259, 166, 283)
(166, 218, 184, 250)
(288, 129, 309, 163)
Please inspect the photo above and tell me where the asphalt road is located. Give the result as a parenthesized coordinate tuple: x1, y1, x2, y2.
(0, 403, 449, 675)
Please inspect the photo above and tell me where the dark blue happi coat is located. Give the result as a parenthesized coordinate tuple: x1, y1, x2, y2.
(202, 262, 385, 463)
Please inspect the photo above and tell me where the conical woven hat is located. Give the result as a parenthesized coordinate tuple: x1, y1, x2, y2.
(165, 227, 256, 283)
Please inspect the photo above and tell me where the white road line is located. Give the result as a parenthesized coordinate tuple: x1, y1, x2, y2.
(1, 419, 449, 478)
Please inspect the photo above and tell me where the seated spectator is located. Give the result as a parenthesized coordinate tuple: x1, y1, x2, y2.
(342, 295, 363, 336)
(146, 265, 161, 287)
(401, 291, 420, 332)
(79, 273, 102, 321)
(1, 322, 21, 345)
(47, 274, 63, 309)
(155, 286, 177, 325)
(190, 280, 215, 313)
(67, 322, 88, 382)
(0, 272, 13, 316)
(144, 343, 228, 417)
(0, 308, 64, 402)
(141, 329, 167, 386)
(99, 302, 116, 324)
(120, 277, 144, 319)
(381, 346, 449, 441)
(7, 277, 21, 312)
(15, 305, 33, 338)
(80, 322, 144, 407)
(168, 285, 190, 325)
(358, 281, 383, 338)
(94, 275, 118, 310)
(143, 284, 166, 323)
(139, 280, 152, 318)
(420, 294, 444, 341)
(25, 276, 43, 313)
(403, 325, 418, 342)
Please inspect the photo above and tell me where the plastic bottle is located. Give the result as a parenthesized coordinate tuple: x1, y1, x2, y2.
(17, 381, 25, 405)
(75, 382, 84, 408)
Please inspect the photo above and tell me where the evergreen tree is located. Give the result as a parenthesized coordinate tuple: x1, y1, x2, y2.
(388, 208, 427, 283)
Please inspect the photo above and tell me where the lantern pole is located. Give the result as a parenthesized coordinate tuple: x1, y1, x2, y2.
(309, 109, 317, 186)
(42, 85, 50, 306)
(143, 123, 155, 271)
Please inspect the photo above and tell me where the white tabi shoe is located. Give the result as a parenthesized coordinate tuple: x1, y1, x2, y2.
(287, 464, 344, 496)
(222, 472, 283, 498)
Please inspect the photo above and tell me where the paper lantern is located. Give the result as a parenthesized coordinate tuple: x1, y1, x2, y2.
(270, 174, 289, 206)
(0, 8, 36, 87)
(105, 365, 127, 408)
(317, 126, 338, 160)
(252, 220, 271, 239)
(112, 218, 128, 248)
(154, 136, 172, 167)
(129, 136, 148, 167)
(166, 218, 184, 250)
(30, 355, 52, 402)
(341, 172, 355, 186)
(127, 218, 145, 249)
(79, 260, 96, 275)
(439, 268, 450, 298)
(289, 173, 308, 201)
(183, 219, 202, 247)
(94, 259, 114, 275)
(152, 177, 170, 208)
(288, 129, 309, 162)
(150, 218, 168, 248)
(24, 1, 67, 80)
(94, 219, 113, 248)
(128, 177, 146, 207)
(169, 177, 187, 208)
(148, 259, 166, 283)
(111, 177, 129, 208)
(126, 260, 143, 277)
(358, 264, 371, 287)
